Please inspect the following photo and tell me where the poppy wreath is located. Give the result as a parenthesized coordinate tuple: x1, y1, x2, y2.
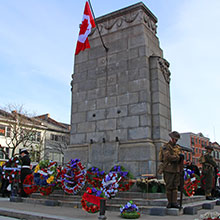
(183, 168, 200, 197)
(81, 187, 105, 213)
(34, 160, 58, 196)
(2, 157, 21, 184)
(61, 158, 86, 194)
(86, 167, 105, 188)
(23, 174, 38, 195)
(100, 171, 120, 198)
(39, 185, 53, 196)
(110, 165, 134, 192)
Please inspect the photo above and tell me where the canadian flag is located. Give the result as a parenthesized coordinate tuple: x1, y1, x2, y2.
(75, 1, 96, 55)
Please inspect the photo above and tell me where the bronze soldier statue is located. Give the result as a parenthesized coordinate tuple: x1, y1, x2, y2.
(159, 131, 183, 208)
(199, 145, 217, 200)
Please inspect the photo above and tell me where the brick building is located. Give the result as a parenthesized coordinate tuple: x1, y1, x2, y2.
(178, 132, 220, 168)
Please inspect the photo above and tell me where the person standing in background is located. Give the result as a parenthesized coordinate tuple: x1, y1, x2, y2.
(199, 145, 217, 200)
(186, 160, 200, 177)
(20, 149, 32, 197)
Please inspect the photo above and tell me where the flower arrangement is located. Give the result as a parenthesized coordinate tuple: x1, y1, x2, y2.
(86, 167, 105, 188)
(34, 160, 58, 195)
(61, 159, 86, 194)
(110, 165, 134, 192)
(81, 187, 105, 213)
(2, 157, 21, 184)
(195, 211, 220, 220)
(23, 174, 38, 195)
(100, 172, 120, 198)
(120, 201, 140, 219)
(136, 177, 165, 193)
(183, 168, 200, 197)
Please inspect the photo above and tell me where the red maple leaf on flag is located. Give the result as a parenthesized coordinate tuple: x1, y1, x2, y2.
(75, 1, 96, 55)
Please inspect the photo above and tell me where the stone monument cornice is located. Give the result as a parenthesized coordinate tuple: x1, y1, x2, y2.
(96, 2, 157, 24)
(90, 2, 158, 36)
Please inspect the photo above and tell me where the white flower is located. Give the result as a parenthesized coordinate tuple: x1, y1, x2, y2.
(200, 211, 220, 219)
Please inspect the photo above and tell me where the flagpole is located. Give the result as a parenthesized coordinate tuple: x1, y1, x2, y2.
(88, 0, 109, 52)
(87, 0, 109, 99)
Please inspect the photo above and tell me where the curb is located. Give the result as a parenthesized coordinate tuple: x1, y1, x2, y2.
(0, 207, 81, 220)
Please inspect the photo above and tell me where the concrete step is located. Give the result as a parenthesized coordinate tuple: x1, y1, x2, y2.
(107, 199, 218, 215)
(42, 189, 168, 199)
(30, 191, 206, 207)
(22, 196, 220, 216)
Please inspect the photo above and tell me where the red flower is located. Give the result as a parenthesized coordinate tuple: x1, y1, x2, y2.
(86, 187, 92, 193)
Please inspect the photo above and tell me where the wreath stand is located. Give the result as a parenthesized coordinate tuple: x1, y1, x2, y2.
(141, 174, 155, 199)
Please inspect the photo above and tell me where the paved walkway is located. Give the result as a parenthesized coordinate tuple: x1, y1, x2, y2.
(0, 198, 219, 220)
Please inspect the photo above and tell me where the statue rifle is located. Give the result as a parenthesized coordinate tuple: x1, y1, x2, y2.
(179, 154, 184, 210)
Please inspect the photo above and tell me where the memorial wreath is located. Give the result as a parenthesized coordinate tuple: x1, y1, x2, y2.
(61, 158, 86, 194)
(86, 167, 105, 188)
(120, 200, 140, 219)
(81, 187, 105, 213)
(183, 168, 200, 197)
(110, 165, 134, 192)
(2, 157, 21, 184)
(34, 160, 58, 195)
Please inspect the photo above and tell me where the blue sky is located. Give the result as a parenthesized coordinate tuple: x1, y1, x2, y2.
(0, 0, 220, 142)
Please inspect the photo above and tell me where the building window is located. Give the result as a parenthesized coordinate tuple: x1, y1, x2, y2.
(61, 136, 66, 142)
(0, 150, 3, 159)
(6, 127, 11, 137)
(191, 137, 195, 146)
(51, 134, 55, 140)
(51, 134, 58, 141)
(0, 125, 5, 136)
(36, 132, 41, 142)
(5, 148, 9, 159)
(31, 132, 36, 141)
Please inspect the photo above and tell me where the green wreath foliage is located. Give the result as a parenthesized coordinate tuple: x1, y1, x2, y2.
(136, 177, 165, 193)
(120, 212, 140, 219)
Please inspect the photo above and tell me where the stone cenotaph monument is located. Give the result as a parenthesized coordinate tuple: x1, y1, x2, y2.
(66, 2, 172, 177)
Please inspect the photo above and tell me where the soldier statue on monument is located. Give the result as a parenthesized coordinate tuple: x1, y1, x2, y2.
(158, 131, 183, 208)
(199, 144, 217, 200)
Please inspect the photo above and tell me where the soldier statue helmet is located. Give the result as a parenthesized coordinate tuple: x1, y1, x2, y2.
(169, 131, 180, 140)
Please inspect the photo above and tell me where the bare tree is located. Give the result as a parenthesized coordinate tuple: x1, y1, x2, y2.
(0, 104, 45, 160)
(45, 140, 68, 165)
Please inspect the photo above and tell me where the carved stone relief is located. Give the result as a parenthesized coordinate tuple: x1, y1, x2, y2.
(158, 57, 171, 84)
(90, 9, 157, 36)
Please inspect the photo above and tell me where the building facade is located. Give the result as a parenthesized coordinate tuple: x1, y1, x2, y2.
(35, 114, 70, 165)
(0, 109, 46, 164)
(0, 109, 70, 165)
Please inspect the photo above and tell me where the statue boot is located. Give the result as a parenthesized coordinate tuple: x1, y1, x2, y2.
(171, 190, 180, 208)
